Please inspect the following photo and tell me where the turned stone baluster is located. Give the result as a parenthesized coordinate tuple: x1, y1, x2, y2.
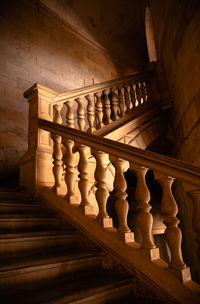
(75, 96, 85, 131)
(141, 82, 146, 104)
(124, 85, 131, 113)
(65, 100, 74, 128)
(78, 145, 94, 215)
(136, 82, 142, 106)
(144, 81, 151, 103)
(110, 156, 134, 243)
(130, 164, 155, 249)
(63, 139, 78, 204)
(51, 104, 64, 194)
(103, 88, 112, 125)
(51, 134, 63, 194)
(85, 94, 96, 133)
(155, 173, 186, 270)
(110, 87, 118, 121)
(54, 104, 62, 125)
(92, 150, 112, 227)
(129, 83, 136, 108)
(188, 190, 200, 262)
(117, 86, 125, 118)
(94, 91, 104, 129)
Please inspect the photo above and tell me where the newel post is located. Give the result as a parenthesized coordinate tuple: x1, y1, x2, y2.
(20, 83, 58, 196)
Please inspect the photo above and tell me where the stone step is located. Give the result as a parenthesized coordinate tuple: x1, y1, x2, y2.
(0, 214, 58, 232)
(0, 230, 79, 258)
(0, 190, 33, 201)
(0, 252, 102, 296)
(0, 201, 41, 213)
(1, 272, 134, 304)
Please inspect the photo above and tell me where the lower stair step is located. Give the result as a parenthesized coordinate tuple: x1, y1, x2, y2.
(1, 271, 134, 304)
(0, 201, 41, 213)
(0, 231, 79, 258)
(0, 214, 58, 232)
(0, 252, 102, 295)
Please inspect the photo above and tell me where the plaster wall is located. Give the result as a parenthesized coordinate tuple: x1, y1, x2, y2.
(0, 0, 136, 185)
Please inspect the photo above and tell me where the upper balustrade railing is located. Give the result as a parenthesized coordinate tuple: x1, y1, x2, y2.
(52, 71, 152, 132)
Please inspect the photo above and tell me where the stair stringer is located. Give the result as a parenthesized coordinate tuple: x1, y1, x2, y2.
(39, 187, 200, 304)
(94, 103, 166, 149)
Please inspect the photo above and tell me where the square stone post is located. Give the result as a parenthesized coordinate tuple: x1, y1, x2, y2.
(20, 83, 58, 196)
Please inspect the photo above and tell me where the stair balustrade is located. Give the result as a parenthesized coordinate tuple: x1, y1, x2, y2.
(38, 118, 200, 286)
(53, 72, 152, 132)
(20, 72, 153, 196)
(20, 71, 200, 302)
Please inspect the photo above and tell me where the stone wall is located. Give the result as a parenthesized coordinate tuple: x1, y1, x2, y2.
(149, 0, 200, 165)
(149, 0, 200, 283)
(0, 0, 136, 186)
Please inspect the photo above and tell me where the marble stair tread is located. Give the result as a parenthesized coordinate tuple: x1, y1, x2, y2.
(1, 270, 133, 304)
(0, 215, 58, 232)
(0, 213, 56, 218)
(0, 230, 77, 240)
(0, 191, 33, 201)
(0, 230, 89, 259)
(0, 251, 102, 296)
(0, 250, 101, 273)
(0, 201, 41, 213)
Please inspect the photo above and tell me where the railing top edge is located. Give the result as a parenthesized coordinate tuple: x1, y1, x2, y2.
(39, 119, 200, 187)
(24, 83, 58, 99)
(54, 71, 150, 103)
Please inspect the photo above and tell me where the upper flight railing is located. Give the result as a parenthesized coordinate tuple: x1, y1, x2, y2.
(52, 71, 152, 132)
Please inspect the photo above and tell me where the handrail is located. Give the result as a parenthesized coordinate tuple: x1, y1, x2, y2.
(39, 119, 200, 187)
(54, 71, 151, 103)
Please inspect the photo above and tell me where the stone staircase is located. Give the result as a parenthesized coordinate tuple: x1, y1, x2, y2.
(0, 189, 136, 303)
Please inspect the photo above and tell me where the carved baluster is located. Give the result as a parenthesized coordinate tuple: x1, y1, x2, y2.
(54, 104, 62, 125)
(187, 190, 200, 262)
(155, 174, 186, 270)
(130, 164, 155, 249)
(65, 100, 74, 128)
(51, 104, 63, 194)
(78, 145, 94, 214)
(76, 96, 85, 131)
(124, 85, 131, 113)
(142, 81, 148, 103)
(110, 87, 118, 121)
(136, 82, 142, 106)
(85, 94, 96, 133)
(63, 139, 78, 204)
(93, 150, 112, 227)
(94, 91, 104, 129)
(103, 88, 112, 125)
(140, 82, 146, 104)
(129, 83, 136, 108)
(118, 86, 125, 118)
(110, 156, 134, 242)
(51, 134, 63, 194)
(145, 80, 151, 102)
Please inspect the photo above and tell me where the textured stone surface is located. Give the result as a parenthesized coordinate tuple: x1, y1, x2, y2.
(149, 0, 200, 166)
(149, 0, 200, 283)
(0, 0, 140, 185)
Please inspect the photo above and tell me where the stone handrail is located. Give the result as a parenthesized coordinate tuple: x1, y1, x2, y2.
(39, 119, 200, 187)
(53, 71, 152, 132)
(54, 71, 151, 102)
(38, 118, 200, 286)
